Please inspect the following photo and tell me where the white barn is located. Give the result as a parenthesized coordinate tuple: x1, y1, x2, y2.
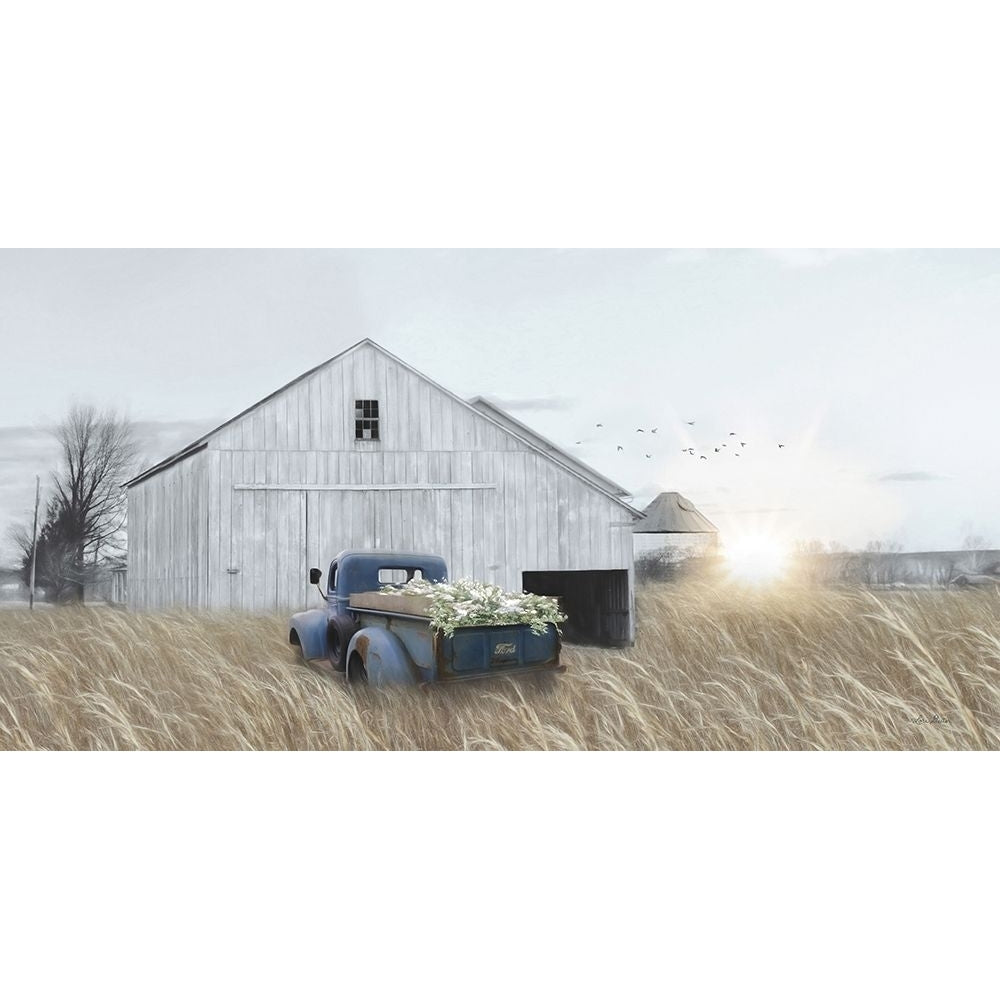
(125, 339, 640, 645)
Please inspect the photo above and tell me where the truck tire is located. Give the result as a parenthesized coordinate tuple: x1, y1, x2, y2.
(328, 614, 358, 672)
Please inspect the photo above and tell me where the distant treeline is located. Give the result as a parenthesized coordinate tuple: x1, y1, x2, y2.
(636, 545, 1000, 587)
(792, 549, 1000, 587)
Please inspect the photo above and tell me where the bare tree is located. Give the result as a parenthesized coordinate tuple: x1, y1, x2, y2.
(963, 534, 990, 551)
(54, 405, 137, 599)
(792, 538, 828, 585)
(11, 406, 137, 602)
(959, 534, 992, 574)
(856, 539, 904, 586)
(934, 554, 957, 587)
(864, 539, 902, 554)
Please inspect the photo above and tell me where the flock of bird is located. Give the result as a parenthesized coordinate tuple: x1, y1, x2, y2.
(573, 421, 788, 461)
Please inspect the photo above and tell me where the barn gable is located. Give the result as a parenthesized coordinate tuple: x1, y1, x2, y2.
(128, 340, 636, 512)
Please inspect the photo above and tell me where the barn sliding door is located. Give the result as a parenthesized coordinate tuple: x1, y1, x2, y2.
(228, 484, 500, 611)
(228, 487, 307, 612)
(306, 489, 437, 568)
(304, 486, 500, 596)
(378, 487, 500, 584)
(305, 490, 374, 606)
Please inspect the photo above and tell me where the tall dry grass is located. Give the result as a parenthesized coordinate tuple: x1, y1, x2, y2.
(1, 583, 998, 749)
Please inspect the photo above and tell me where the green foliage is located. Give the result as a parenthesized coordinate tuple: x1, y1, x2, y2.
(380, 578, 567, 637)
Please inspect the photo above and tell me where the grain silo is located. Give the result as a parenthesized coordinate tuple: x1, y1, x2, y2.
(632, 491, 718, 566)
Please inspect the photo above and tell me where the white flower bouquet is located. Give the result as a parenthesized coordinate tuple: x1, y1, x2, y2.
(378, 578, 567, 638)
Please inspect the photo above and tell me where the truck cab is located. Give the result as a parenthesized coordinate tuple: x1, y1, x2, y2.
(322, 550, 448, 617)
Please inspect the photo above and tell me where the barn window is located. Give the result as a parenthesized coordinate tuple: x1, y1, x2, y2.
(354, 399, 380, 440)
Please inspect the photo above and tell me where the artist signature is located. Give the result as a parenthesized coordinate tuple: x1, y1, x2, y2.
(909, 714, 949, 725)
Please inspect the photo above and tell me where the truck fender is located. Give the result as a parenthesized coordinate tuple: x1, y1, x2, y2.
(346, 627, 418, 687)
(288, 609, 329, 662)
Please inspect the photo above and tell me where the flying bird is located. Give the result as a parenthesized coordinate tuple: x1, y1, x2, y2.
(741, 441, 747, 448)
(651, 427, 658, 434)
(778, 443, 786, 449)
(686, 421, 695, 426)
(700, 455, 708, 460)
(645, 453, 652, 459)
(617, 445, 623, 452)
(636, 428, 645, 433)
(575, 441, 583, 445)
(735, 453, 741, 457)
(596, 423, 603, 428)
(729, 432, 736, 437)
(714, 447, 721, 453)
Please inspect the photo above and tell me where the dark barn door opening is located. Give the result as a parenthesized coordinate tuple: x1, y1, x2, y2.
(522, 570, 632, 647)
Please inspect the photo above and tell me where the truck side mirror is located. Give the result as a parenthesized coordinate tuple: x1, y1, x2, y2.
(309, 568, 322, 585)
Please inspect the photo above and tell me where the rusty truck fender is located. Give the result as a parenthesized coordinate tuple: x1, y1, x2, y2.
(346, 627, 419, 687)
(289, 609, 329, 661)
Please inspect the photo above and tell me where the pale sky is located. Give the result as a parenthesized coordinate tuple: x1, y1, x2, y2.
(2, 248, 999, 562)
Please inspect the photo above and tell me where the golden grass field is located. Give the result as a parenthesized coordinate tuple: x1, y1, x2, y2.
(1, 582, 998, 750)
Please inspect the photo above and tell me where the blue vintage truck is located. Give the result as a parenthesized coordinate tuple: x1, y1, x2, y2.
(288, 550, 563, 686)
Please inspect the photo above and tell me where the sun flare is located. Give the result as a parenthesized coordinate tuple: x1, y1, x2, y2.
(723, 534, 790, 584)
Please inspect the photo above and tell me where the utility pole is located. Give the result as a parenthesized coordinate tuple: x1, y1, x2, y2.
(29, 475, 40, 610)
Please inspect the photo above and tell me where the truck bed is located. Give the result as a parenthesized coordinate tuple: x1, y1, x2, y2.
(348, 590, 433, 617)
(348, 590, 562, 681)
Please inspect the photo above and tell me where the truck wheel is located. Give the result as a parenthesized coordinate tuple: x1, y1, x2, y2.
(347, 651, 368, 685)
(328, 614, 358, 672)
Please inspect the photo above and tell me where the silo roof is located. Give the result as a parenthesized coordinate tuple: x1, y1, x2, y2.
(632, 492, 718, 533)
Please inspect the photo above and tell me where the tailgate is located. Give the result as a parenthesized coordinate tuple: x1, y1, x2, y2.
(438, 622, 561, 677)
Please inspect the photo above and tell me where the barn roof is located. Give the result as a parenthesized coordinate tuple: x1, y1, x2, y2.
(632, 492, 718, 534)
(124, 339, 642, 516)
(467, 397, 631, 498)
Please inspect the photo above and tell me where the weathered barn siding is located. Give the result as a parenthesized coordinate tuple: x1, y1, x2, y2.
(127, 341, 636, 639)
(128, 448, 208, 610)
(206, 450, 631, 613)
(110, 567, 128, 605)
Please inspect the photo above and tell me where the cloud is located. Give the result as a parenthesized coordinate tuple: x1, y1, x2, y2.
(707, 507, 797, 515)
(0, 417, 218, 562)
(878, 471, 948, 482)
(481, 395, 576, 412)
(629, 482, 668, 502)
(758, 249, 879, 269)
(0, 424, 59, 459)
(132, 418, 221, 457)
(0, 418, 217, 469)
(662, 249, 712, 264)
